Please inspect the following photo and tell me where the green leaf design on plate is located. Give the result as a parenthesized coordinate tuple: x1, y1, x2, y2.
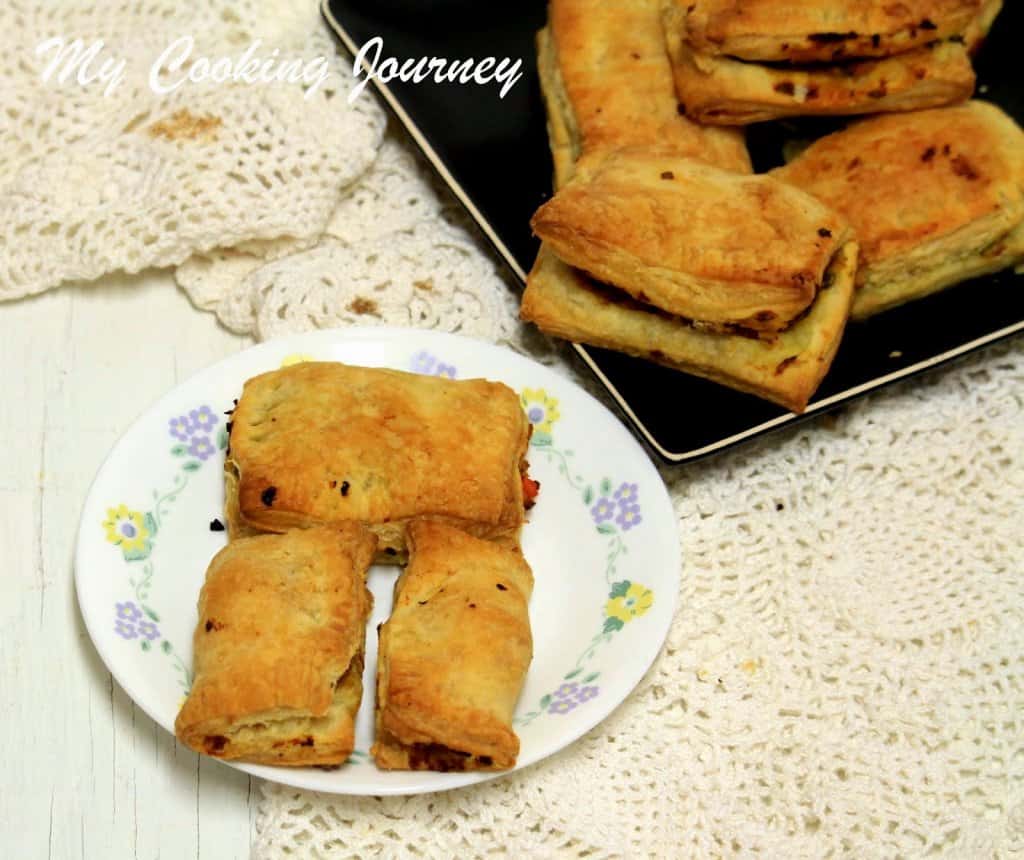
(143, 605, 160, 622)
(603, 616, 624, 634)
(122, 543, 152, 563)
(600, 477, 612, 496)
(161, 640, 172, 654)
(141, 640, 151, 652)
(583, 672, 599, 683)
(144, 512, 158, 537)
(217, 425, 229, 451)
(596, 523, 616, 535)
(609, 580, 630, 599)
(170, 444, 188, 457)
(182, 461, 201, 472)
(530, 432, 552, 448)
(583, 486, 594, 505)
(564, 668, 582, 680)
(540, 694, 552, 709)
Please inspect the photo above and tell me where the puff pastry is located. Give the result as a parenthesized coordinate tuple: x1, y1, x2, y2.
(673, 0, 983, 63)
(773, 101, 1024, 319)
(373, 521, 534, 771)
(225, 362, 531, 560)
(537, 0, 750, 188)
(531, 147, 851, 334)
(175, 525, 376, 766)
(664, 30, 976, 125)
(521, 241, 859, 413)
(965, 0, 1002, 52)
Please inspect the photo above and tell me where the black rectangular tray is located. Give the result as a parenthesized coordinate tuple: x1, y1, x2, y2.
(322, 0, 1024, 463)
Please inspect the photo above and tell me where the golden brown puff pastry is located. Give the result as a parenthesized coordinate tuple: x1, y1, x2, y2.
(965, 0, 1002, 52)
(664, 34, 976, 125)
(670, 0, 983, 63)
(772, 101, 1024, 319)
(225, 362, 531, 561)
(372, 521, 534, 772)
(175, 525, 376, 766)
(537, 0, 751, 189)
(530, 146, 851, 334)
(521, 241, 859, 413)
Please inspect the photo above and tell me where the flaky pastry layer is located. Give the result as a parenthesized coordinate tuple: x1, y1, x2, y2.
(372, 521, 534, 772)
(669, 0, 983, 63)
(663, 23, 975, 126)
(537, 0, 750, 188)
(174, 526, 376, 766)
(531, 146, 851, 332)
(521, 241, 859, 413)
(772, 100, 1024, 318)
(225, 362, 530, 561)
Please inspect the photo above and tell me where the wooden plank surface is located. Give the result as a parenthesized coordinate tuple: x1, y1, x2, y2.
(0, 272, 255, 859)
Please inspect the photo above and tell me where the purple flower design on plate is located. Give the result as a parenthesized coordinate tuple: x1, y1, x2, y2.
(409, 350, 457, 378)
(615, 503, 642, 532)
(434, 362, 456, 379)
(554, 683, 579, 700)
(548, 699, 577, 715)
(168, 415, 191, 441)
(591, 497, 615, 524)
(410, 350, 437, 375)
(188, 435, 215, 461)
(115, 619, 138, 640)
(576, 685, 599, 703)
(613, 483, 639, 506)
(116, 601, 142, 622)
(137, 620, 160, 641)
(189, 405, 218, 434)
(527, 406, 544, 424)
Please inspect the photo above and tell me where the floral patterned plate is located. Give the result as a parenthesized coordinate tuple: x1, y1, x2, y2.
(75, 328, 680, 795)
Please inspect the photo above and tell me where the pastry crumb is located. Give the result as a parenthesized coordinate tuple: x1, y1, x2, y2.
(148, 109, 222, 142)
(347, 296, 379, 316)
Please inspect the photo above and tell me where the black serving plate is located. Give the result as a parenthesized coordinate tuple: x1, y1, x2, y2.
(322, 0, 1024, 463)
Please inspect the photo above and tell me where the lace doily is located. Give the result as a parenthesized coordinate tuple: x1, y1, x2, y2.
(0, 0, 384, 300)
(174, 131, 535, 352)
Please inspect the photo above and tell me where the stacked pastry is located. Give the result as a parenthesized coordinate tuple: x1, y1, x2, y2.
(175, 362, 537, 772)
(662, 0, 997, 125)
(536, 0, 752, 186)
(524, 0, 861, 412)
(772, 101, 1024, 319)
(525, 148, 860, 412)
(522, 0, 1021, 413)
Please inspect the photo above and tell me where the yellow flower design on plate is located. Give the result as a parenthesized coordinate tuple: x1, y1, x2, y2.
(605, 582, 654, 626)
(280, 353, 314, 367)
(520, 388, 561, 436)
(102, 505, 150, 553)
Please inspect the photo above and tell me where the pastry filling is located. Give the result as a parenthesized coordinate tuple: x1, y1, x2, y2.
(406, 743, 495, 772)
(522, 475, 541, 509)
(519, 434, 540, 510)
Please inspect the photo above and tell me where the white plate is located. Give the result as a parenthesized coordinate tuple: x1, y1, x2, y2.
(75, 329, 680, 795)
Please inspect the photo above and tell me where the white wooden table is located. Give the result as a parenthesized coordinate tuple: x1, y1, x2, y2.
(1, 272, 255, 858)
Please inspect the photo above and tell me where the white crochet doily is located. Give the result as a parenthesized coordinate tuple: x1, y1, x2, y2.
(0, 0, 384, 300)
(4, 3, 1022, 856)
